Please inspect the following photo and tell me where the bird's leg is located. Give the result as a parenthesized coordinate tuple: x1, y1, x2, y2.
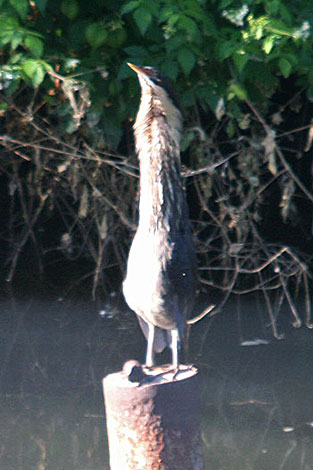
(145, 323, 155, 368)
(171, 329, 179, 369)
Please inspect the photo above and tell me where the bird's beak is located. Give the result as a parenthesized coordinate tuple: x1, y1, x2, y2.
(127, 63, 151, 77)
(127, 63, 142, 74)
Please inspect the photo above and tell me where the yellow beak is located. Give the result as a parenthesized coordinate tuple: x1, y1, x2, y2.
(127, 63, 143, 74)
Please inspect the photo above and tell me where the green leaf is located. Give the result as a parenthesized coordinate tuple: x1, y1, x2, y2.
(32, 65, 45, 87)
(265, 0, 280, 15)
(61, 0, 79, 20)
(228, 83, 247, 100)
(145, 1, 159, 17)
(133, 7, 152, 36)
(124, 45, 147, 56)
(105, 28, 127, 48)
(178, 15, 199, 40)
(255, 26, 263, 40)
(9, 52, 24, 64)
(232, 51, 248, 72)
(0, 28, 15, 47)
(161, 60, 178, 81)
(85, 23, 107, 48)
(165, 33, 186, 53)
(9, 0, 28, 19)
(185, 1, 207, 22)
(10, 31, 23, 50)
(120, 0, 140, 15)
(22, 59, 45, 87)
(263, 36, 275, 54)
(216, 40, 236, 60)
(177, 47, 195, 75)
(159, 6, 174, 23)
(22, 59, 38, 78)
(219, 0, 233, 8)
(42, 61, 53, 73)
(166, 13, 180, 28)
(279, 57, 292, 78)
(25, 36, 44, 57)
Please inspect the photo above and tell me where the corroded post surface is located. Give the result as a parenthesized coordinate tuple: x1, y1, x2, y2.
(103, 364, 203, 470)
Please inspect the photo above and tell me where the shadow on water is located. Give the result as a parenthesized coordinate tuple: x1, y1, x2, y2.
(1, 294, 313, 469)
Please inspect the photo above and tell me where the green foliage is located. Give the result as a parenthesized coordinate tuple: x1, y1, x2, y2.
(60, 0, 79, 20)
(24, 35, 44, 57)
(85, 22, 108, 48)
(0, 0, 312, 143)
(22, 59, 47, 87)
(9, 0, 28, 19)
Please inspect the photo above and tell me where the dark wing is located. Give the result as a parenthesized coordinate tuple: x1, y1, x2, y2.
(166, 229, 197, 311)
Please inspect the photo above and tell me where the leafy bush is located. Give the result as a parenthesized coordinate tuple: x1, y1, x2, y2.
(1, 0, 312, 137)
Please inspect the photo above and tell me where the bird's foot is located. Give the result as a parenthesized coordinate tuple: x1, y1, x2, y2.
(167, 363, 196, 380)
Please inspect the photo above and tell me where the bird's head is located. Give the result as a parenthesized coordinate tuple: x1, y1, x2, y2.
(127, 63, 182, 117)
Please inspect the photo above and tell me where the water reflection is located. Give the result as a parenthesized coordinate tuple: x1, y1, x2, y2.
(1, 296, 313, 469)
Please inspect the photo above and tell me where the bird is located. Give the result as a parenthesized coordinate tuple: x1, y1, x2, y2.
(123, 63, 197, 369)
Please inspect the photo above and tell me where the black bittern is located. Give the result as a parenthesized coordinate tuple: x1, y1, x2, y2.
(123, 64, 197, 368)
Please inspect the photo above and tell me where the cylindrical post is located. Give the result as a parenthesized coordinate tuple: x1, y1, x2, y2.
(103, 363, 203, 470)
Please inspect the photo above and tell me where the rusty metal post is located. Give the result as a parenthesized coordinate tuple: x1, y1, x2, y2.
(103, 363, 203, 470)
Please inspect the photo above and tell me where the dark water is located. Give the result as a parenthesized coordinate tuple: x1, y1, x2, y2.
(1, 295, 313, 470)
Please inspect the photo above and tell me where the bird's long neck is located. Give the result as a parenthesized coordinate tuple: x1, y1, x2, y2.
(134, 92, 187, 233)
